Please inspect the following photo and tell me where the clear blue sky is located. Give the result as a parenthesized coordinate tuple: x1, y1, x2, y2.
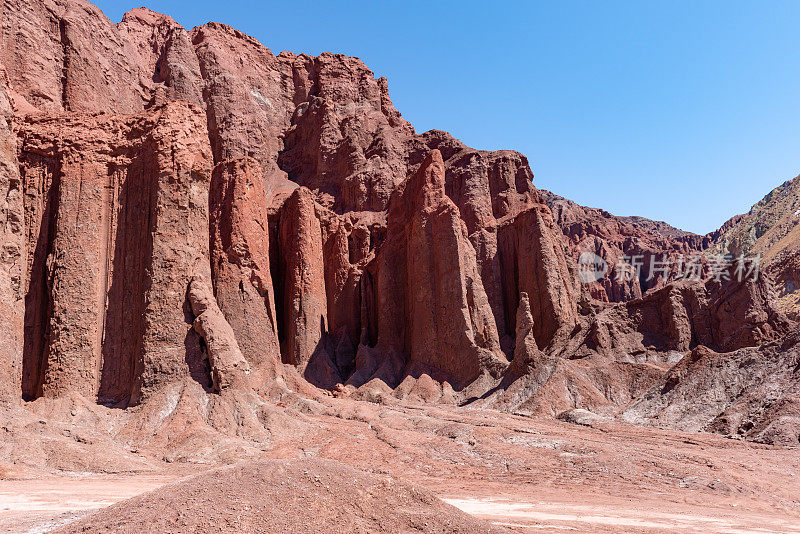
(94, 0, 800, 234)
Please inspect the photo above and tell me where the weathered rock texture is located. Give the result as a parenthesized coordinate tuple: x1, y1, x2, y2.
(188, 274, 251, 392)
(0, 0, 796, 444)
(209, 158, 280, 374)
(623, 334, 800, 446)
(542, 190, 710, 302)
(0, 69, 24, 404)
(367, 150, 507, 389)
(15, 102, 213, 405)
(554, 274, 790, 363)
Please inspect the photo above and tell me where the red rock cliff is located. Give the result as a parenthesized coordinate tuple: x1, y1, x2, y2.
(0, 0, 788, 418)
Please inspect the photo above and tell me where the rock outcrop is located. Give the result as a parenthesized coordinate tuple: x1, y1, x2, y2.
(188, 274, 251, 392)
(278, 187, 329, 370)
(704, 174, 800, 319)
(367, 150, 507, 389)
(0, 0, 796, 445)
(555, 273, 790, 362)
(498, 199, 578, 349)
(623, 333, 800, 446)
(510, 293, 542, 373)
(0, 70, 24, 404)
(16, 102, 213, 406)
(209, 158, 280, 373)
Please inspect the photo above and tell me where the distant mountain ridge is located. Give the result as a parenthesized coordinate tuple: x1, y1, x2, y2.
(709, 175, 800, 260)
(543, 178, 800, 317)
(704, 174, 800, 316)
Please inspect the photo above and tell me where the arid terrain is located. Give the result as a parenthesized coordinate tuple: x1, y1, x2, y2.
(0, 0, 799, 531)
(2, 400, 800, 533)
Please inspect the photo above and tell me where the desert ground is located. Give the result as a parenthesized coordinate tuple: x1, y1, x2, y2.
(1, 398, 798, 533)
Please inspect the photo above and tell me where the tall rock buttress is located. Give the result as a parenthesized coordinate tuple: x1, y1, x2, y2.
(498, 199, 578, 350)
(0, 70, 25, 403)
(372, 150, 508, 388)
(210, 158, 281, 372)
(17, 102, 213, 404)
(132, 103, 215, 404)
(278, 187, 328, 370)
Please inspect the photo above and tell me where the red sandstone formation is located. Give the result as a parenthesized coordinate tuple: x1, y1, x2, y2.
(0, 0, 796, 446)
(278, 188, 329, 370)
(542, 190, 710, 302)
(366, 149, 507, 389)
(188, 274, 251, 392)
(209, 158, 280, 376)
(0, 69, 24, 403)
(13, 102, 213, 405)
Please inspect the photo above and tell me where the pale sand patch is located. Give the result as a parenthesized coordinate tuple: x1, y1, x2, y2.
(444, 497, 800, 533)
(0, 475, 176, 533)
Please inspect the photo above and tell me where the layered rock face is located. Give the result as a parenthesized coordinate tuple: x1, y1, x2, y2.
(0, 0, 795, 445)
(708, 175, 800, 259)
(538, 191, 797, 442)
(542, 190, 710, 302)
(365, 150, 507, 388)
(15, 102, 213, 405)
(554, 171, 800, 320)
(0, 0, 578, 405)
(0, 69, 24, 403)
(558, 275, 790, 361)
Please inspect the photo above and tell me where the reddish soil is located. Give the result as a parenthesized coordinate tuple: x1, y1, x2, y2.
(1, 398, 798, 533)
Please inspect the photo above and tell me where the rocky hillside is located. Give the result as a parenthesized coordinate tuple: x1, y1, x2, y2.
(623, 332, 800, 446)
(708, 174, 800, 316)
(541, 190, 710, 302)
(710, 175, 800, 260)
(0, 0, 796, 448)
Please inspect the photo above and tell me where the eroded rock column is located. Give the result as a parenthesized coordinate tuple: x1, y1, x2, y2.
(0, 72, 25, 403)
(209, 157, 280, 369)
(374, 150, 507, 388)
(133, 103, 214, 403)
(40, 160, 107, 398)
(499, 203, 578, 349)
(188, 274, 251, 392)
(278, 187, 327, 370)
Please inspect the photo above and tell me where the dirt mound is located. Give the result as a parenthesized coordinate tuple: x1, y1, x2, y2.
(52, 459, 508, 533)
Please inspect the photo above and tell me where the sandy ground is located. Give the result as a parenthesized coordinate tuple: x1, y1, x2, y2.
(1, 399, 799, 533)
(444, 497, 800, 533)
(0, 475, 177, 533)
(2, 475, 798, 533)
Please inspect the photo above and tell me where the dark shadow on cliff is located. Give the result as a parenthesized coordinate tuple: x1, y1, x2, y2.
(21, 157, 61, 401)
(97, 156, 154, 408)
